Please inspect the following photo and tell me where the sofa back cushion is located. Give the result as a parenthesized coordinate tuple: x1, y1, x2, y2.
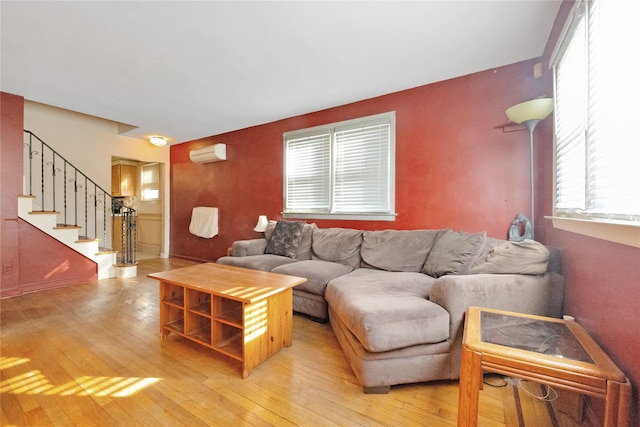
(265, 220, 278, 240)
(295, 223, 318, 261)
(468, 239, 550, 275)
(312, 228, 363, 269)
(361, 229, 445, 272)
(422, 230, 487, 277)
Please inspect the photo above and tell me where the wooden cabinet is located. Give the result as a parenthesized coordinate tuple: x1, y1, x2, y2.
(111, 164, 137, 196)
(152, 263, 306, 378)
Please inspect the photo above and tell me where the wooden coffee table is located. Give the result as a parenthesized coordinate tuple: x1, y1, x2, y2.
(457, 306, 631, 427)
(148, 263, 306, 378)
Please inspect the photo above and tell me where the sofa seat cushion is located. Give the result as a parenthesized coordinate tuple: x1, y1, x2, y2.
(325, 269, 448, 353)
(272, 260, 353, 295)
(216, 254, 297, 271)
(293, 289, 329, 321)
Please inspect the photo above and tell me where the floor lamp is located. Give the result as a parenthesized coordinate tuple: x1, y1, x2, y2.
(505, 98, 554, 239)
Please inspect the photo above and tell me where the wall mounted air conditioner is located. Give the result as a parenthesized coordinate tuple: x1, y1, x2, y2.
(190, 144, 226, 163)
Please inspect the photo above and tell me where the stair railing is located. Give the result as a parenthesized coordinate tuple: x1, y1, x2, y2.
(23, 130, 127, 257)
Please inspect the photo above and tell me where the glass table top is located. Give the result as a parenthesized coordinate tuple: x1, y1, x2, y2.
(480, 311, 593, 363)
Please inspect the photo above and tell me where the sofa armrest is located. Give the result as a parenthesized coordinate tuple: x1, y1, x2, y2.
(231, 238, 267, 257)
(429, 272, 564, 379)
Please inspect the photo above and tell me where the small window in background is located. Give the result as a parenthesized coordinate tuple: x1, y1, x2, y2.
(141, 163, 160, 201)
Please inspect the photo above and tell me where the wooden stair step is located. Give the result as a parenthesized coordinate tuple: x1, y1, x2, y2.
(97, 249, 117, 255)
(54, 224, 81, 229)
(29, 210, 61, 215)
(76, 238, 101, 244)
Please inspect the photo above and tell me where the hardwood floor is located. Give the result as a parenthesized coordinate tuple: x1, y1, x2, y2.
(1, 258, 589, 426)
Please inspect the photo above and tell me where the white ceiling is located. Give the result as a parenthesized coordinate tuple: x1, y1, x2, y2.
(1, 1, 561, 145)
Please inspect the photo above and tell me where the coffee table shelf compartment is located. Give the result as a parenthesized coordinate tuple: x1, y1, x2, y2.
(213, 298, 242, 327)
(186, 311, 212, 345)
(186, 289, 212, 317)
(160, 283, 185, 337)
(163, 316, 184, 335)
(213, 321, 243, 360)
(162, 283, 184, 308)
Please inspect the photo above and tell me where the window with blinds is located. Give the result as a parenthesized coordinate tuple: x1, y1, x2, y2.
(552, 0, 640, 223)
(283, 112, 395, 220)
(141, 163, 160, 201)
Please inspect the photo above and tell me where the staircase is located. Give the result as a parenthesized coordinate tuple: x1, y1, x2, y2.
(19, 130, 137, 281)
(18, 195, 116, 279)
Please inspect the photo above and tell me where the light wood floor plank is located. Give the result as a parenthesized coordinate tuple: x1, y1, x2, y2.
(1, 257, 591, 426)
(0, 367, 31, 426)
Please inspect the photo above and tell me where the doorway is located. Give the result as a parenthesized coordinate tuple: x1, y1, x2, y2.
(111, 156, 165, 260)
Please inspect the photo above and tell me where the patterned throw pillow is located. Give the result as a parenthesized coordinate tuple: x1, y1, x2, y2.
(264, 220, 306, 258)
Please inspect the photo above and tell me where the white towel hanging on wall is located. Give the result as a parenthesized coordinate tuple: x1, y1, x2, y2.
(189, 207, 219, 238)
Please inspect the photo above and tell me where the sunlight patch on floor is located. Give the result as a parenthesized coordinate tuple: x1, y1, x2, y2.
(0, 357, 161, 397)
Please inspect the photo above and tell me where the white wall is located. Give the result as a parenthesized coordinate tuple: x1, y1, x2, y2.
(23, 100, 171, 257)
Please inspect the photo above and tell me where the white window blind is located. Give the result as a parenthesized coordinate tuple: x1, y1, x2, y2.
(554, 8, 586, 211)
(334, 122, 390, 213)
(284, 132, 331, 212)
(553, 0, 640, 222)
(283, 112, 395, 220)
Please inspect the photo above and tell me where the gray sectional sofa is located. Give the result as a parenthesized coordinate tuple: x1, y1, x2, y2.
(217, 220, 564, 393)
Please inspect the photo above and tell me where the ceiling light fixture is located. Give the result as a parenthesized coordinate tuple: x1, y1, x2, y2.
(149, 136, 167, 147)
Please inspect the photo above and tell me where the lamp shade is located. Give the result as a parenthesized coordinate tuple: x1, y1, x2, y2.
(253, 215, 268, 232)
(505, 98, 554, 124)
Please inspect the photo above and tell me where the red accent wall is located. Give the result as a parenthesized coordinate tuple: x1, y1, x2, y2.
(170, 59, 548, 261)
(542, 226, 640, 422)
(17, 219, 98, 293)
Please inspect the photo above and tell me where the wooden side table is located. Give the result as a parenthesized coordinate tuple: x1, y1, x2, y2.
(457, 306, 631, 427)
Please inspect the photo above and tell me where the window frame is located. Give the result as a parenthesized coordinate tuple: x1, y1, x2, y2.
(282, 111, 396, 221)
(548, 0, 640, 248)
